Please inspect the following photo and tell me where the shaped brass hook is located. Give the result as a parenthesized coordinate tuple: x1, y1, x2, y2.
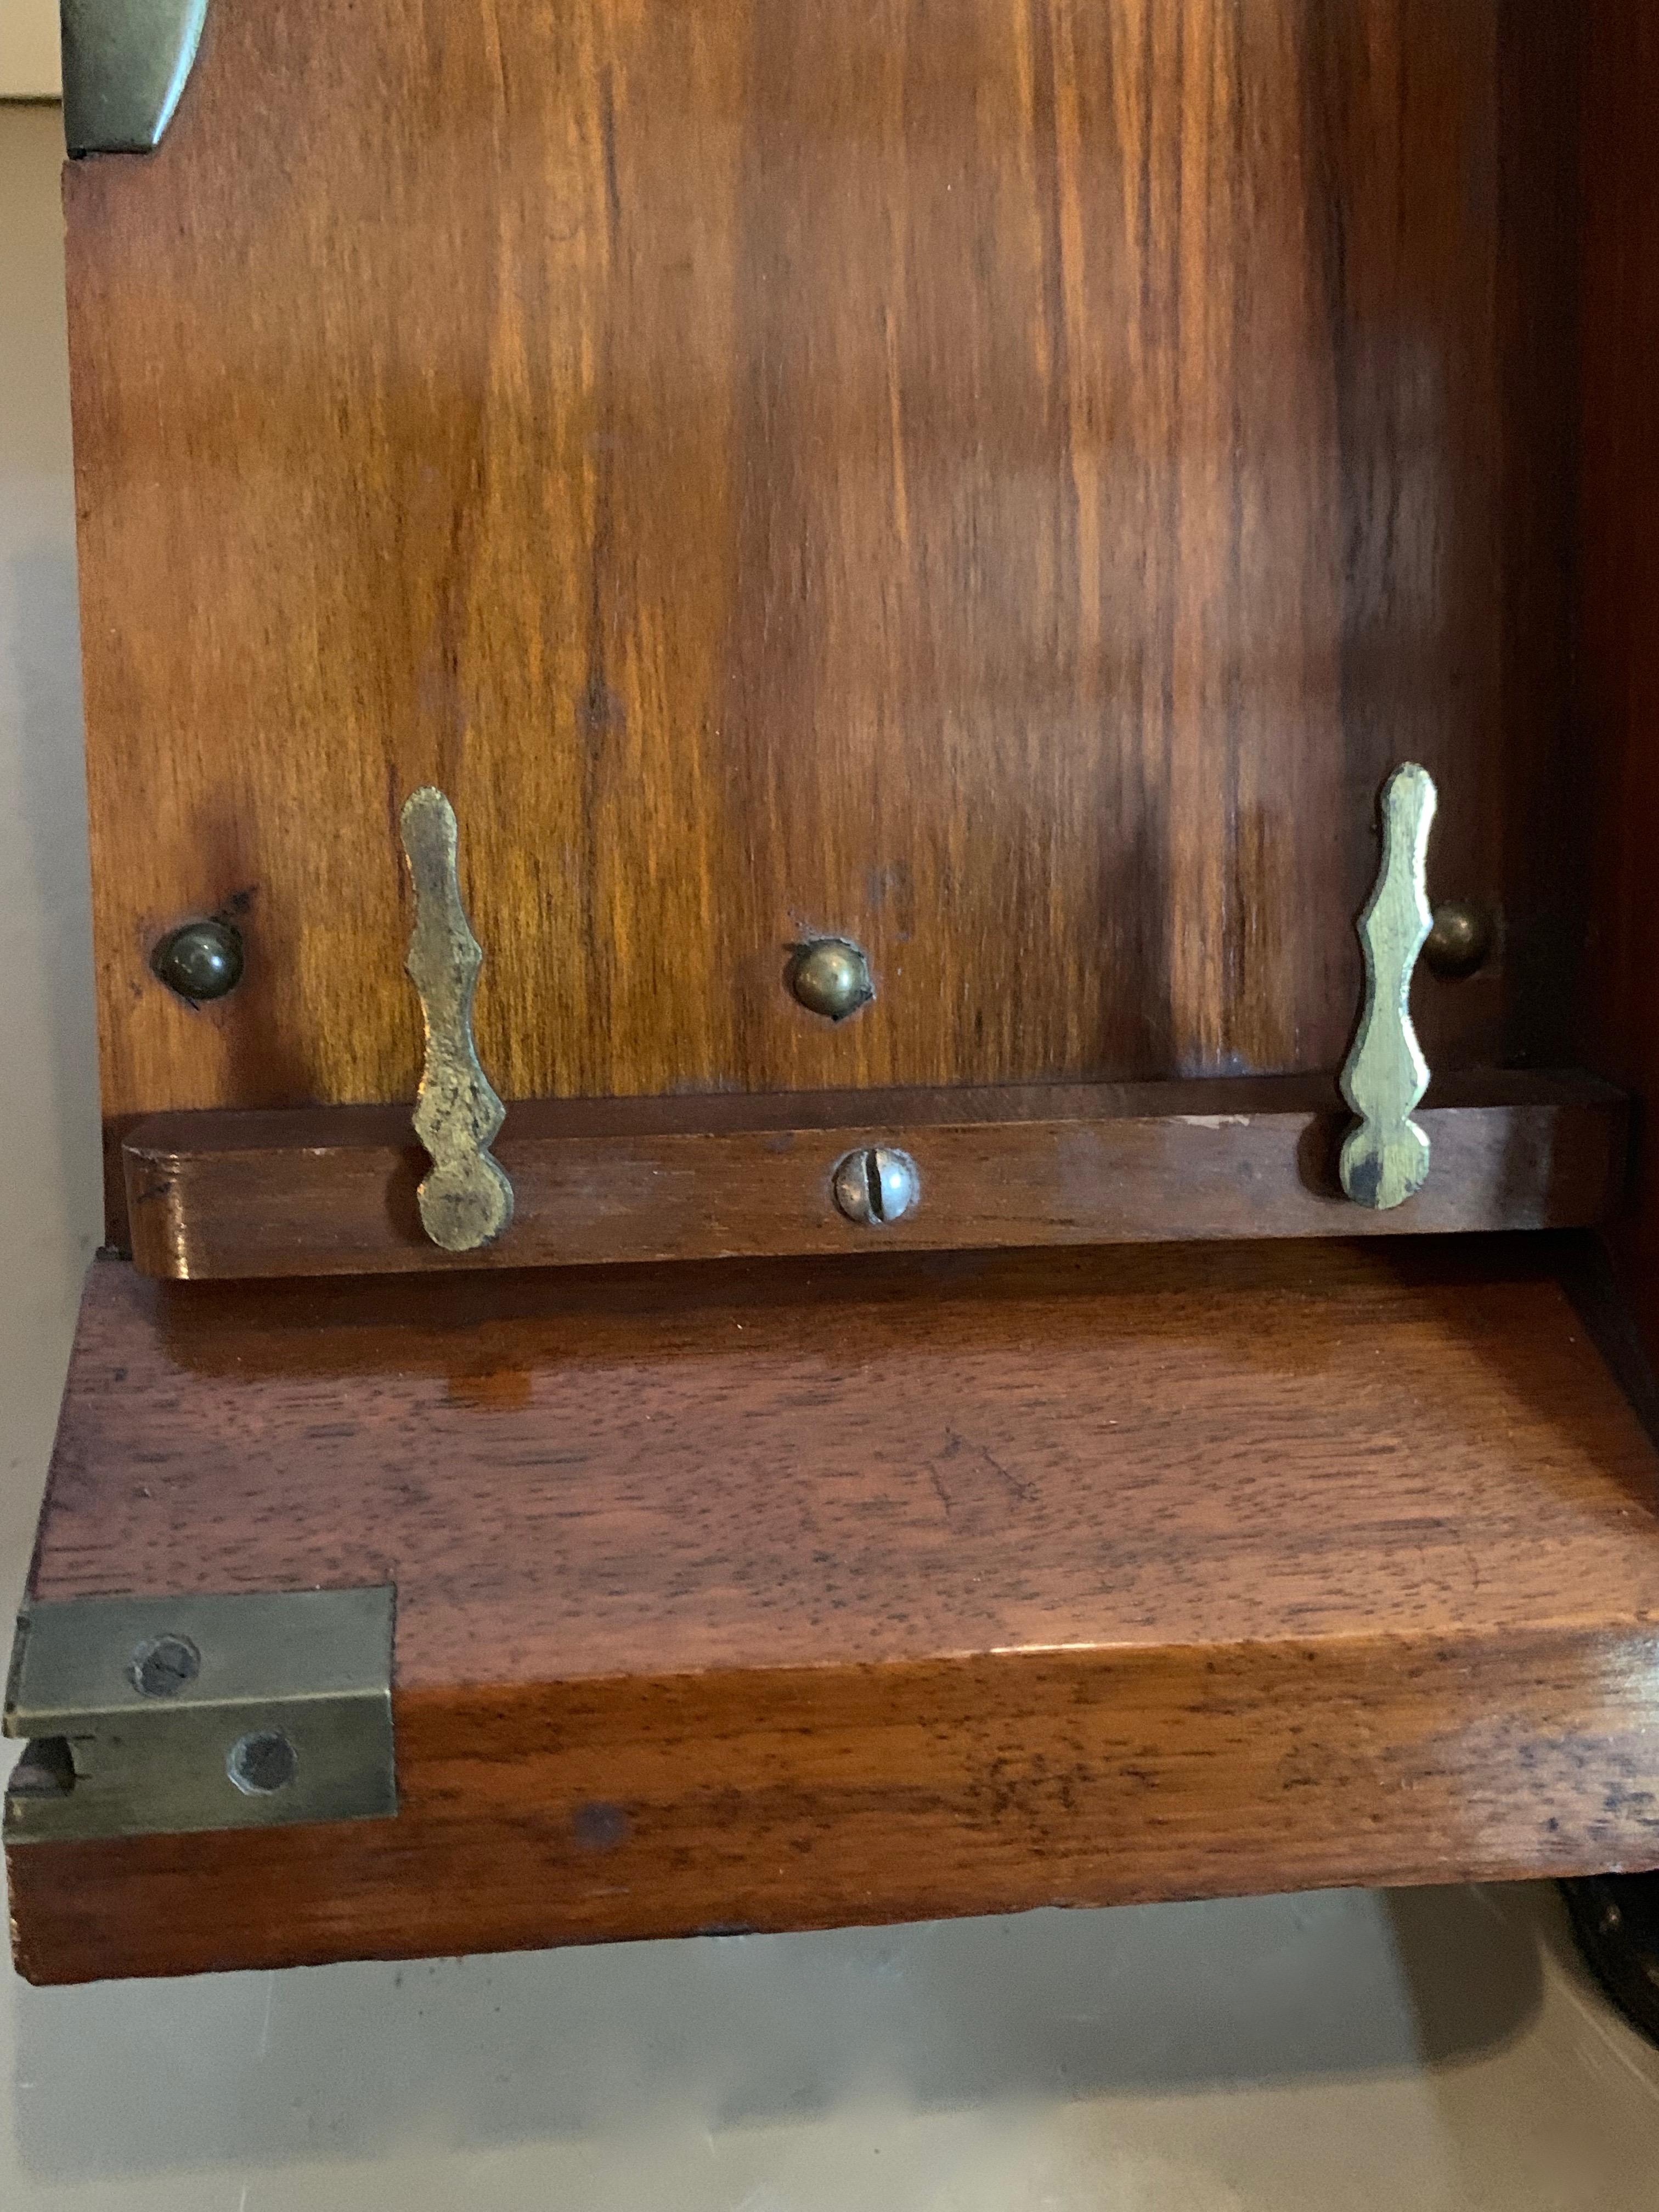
(1339, 764, 1437, 1211)
(399, 788, 514, 1252)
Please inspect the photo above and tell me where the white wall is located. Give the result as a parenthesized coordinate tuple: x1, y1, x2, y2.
(0, 2, 59, 100)
(0, 101, 99, 1592)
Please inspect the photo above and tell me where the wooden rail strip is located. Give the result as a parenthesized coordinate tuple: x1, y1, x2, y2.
(121, 1072, 1629, 1279)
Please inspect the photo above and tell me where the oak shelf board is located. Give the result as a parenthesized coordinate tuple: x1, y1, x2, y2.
(11, 1237, 1659, 1984)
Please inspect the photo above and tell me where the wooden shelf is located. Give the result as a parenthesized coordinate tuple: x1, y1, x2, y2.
(10, 1238, 1659, 1984)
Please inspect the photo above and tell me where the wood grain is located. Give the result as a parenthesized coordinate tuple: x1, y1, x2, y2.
(120, 1072, 1629, 1279)
(12, 1241, 1659, 1981)
(64, 0, 1576, 1160)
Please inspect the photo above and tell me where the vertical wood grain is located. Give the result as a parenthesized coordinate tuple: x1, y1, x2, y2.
(64, 0, 1574, 1140)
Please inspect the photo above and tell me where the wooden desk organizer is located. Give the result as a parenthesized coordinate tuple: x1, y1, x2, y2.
(13, 0, 1659, 1984)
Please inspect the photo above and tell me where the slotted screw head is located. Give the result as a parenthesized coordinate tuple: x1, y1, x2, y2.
(832, 1147, 919, 1226)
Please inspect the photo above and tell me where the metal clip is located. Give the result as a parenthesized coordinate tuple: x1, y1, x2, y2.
(1340, 764, 1438, 1210)
(62, 0, 210, 156)
(400, 788, 515, 1253)
(4, 1588, 396, 1844)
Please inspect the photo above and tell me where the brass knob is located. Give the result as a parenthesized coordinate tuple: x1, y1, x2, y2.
(151, 918, 244, 1003)
(789, 940, 874, 1022)
(1424, 901, 1495, 980)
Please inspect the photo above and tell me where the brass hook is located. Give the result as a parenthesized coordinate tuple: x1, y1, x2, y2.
(1340, 764, 1437, 1211)
(399, 788, 514, 1252)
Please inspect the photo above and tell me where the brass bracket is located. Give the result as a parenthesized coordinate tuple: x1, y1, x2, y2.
(62, 0, 210, 156)
(4, 1588, 396, 1844)
(400, 787, 515, 1253)
(1340, 764, 1438, 1210)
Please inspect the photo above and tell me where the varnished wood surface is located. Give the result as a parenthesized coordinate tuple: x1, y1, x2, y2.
(12, 1241, 1659, 1980)
(66, 0, 1575, 1149)
(13, 1628, 1659, 1987)
(121, 1072, 1629, 1278)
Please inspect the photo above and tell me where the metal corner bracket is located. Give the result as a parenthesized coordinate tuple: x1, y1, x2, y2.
(62, 0, 211, 157)
(4, 1587, 396, 1846)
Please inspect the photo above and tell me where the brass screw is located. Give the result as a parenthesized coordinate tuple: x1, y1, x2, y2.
(1424, 901, 1495, 980)
(832, 1147, 919, 1226)
(151, 918, 244, 1003)
(789, 940, 874, 1022)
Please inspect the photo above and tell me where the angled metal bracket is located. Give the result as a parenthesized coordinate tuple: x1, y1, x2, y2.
(4, 1587, 396, 1844)
(62, 0, 210, 156)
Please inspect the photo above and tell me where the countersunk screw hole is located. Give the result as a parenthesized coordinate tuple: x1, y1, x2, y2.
(227, 1728, 298, 1796)
(129, 1634, 201, 1697)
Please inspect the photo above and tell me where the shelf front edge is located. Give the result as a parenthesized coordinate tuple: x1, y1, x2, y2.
(121, 1072, 1629, 1279)
(12, 1627, 1659, 1984)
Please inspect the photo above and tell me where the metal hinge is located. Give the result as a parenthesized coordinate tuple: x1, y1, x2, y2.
(4, 1587, 396, 1845)
(62, 0, 211, 157)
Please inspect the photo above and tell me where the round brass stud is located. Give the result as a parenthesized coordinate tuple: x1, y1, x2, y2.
(789, 939, 874, 1022)
(151, 918, 245, 1003)
(1424, 901, 1496, 981)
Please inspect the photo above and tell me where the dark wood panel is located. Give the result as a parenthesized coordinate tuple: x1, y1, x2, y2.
(12, 1240, 1659, 1980)
(1581, 0, 1659, 1368)
(65, 0, 1572, 1151)
(121, 1073, 1628, 1278)
(1498, 0, 1586, 1066)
